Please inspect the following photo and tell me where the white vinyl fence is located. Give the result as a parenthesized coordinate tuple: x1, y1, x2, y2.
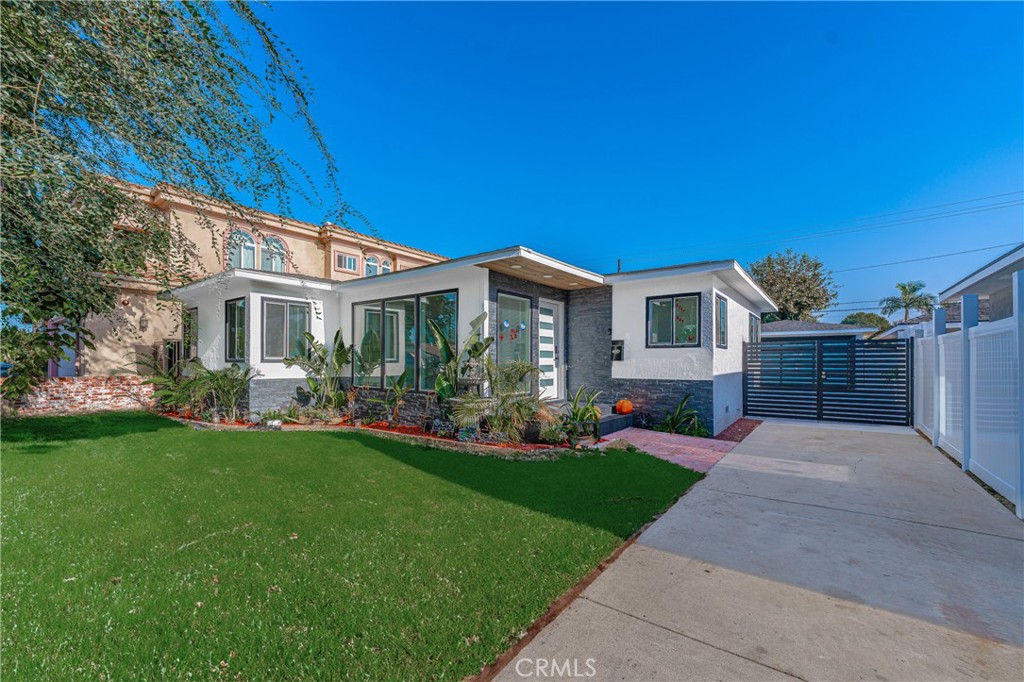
(913, 273, 1024, 518)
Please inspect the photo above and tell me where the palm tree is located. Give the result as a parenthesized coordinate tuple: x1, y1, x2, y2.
(879, 281, 938, 321)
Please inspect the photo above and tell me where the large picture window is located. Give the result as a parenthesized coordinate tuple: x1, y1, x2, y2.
(225, 298, 246, 361)
(262, 299, 310, 361)
(647, 293, 699, 347)
(353, 291, 458, 390)
(716, 294, 728, 349)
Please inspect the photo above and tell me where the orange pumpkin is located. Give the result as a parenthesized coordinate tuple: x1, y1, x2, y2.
(615, 399, 634, 415)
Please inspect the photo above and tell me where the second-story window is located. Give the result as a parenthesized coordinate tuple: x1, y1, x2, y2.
(227, 231, 256, 269)
(381, 259, 392, 274)
(365, 256, 379, 277)
(261, 237, 286, 273)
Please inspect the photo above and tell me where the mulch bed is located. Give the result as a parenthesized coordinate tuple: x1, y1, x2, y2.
(713, 417, 762, 443)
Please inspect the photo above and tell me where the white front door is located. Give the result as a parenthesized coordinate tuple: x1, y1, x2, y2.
(538, 299, 563, 400)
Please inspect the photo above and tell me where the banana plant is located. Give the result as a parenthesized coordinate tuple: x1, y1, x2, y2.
(284, 329, 352, 416)
(428, 311, 494, 401)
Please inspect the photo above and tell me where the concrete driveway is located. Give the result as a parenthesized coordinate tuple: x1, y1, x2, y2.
(497, 421, 1024, 681)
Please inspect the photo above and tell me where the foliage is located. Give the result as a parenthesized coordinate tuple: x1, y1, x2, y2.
(368, 369, 412, 425)
(451, 358, 544, 443)
(1, 0, 358, 399)
(429, 311, 494, 401)
(748, 249, 839, 322)
(0, 322, 79, 406)
(284, 329, 352, 416)
(841, 311, 892, 333)
(134, 357, 256, 421)
(654, 394, 710, 437)
(561, 385, 603, 448)
(538, 421, 569, 445)
(3, 412, 700, 680)
(878, 281, 938, 321)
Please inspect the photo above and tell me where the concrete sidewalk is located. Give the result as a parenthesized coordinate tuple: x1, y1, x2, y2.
(497, 421, 1024, 681)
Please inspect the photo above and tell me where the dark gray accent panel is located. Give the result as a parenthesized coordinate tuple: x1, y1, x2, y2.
(350, 387, 436, 427)
(246, 378, 307, 414)
(565, 286, 714, 430)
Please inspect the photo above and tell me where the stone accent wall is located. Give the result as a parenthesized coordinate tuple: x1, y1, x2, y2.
(350, 386, 437, 427)
(566, 287, 715, 431)
(17, 376, 155, 416)
(247, 378, 307, 414)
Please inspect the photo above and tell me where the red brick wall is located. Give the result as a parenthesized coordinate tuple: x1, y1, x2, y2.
(18, 376, 155, 416)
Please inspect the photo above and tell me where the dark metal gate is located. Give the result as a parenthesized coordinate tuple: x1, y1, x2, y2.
(743, 339, 913, 426)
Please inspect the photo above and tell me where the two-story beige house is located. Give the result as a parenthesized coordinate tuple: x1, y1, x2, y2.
(56, 183, 445, 377)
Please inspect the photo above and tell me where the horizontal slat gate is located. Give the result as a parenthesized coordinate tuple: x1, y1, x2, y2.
(744, 339, 912, 426)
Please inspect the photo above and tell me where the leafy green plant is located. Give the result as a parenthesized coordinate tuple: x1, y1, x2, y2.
(428, 312, 494, 401)
(452, 358, 543, 443)
(284, 329, 352, 416)
(369, 369, 412, 425)
(654, 394, 709, 437)
(562, 386, 602, 448)
(538, 421, 568, 445)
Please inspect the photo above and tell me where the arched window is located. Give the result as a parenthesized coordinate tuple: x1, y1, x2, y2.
(364, 256, 379, 277)
(227, 231, 256, 269)
(261, 236, 286, 273)
(381, 259, 392, 274)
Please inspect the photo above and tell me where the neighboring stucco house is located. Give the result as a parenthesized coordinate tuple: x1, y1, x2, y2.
(761, 320, 878, 341)
(51, 183, 445, 378)
(172, 247, 776, 436)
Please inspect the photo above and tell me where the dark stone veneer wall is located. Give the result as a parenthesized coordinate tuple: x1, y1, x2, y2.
(565, 287, 714, 431)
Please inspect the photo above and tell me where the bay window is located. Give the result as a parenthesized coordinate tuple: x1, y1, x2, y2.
(262, 299, 310, 361)
(647, 293, 700, 347)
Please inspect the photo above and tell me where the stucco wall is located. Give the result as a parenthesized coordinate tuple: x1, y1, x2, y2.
(79, 288, 185, 376)
(711, 274, 763, 433)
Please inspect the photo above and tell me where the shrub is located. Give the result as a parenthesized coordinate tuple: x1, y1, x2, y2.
(562, 386, 602, 448)
(452, 358, 543, 443)
(654, 394, 709, 437)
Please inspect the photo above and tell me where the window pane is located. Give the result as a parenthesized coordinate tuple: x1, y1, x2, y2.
(183, 308, 198, 359)
(497, 293, 531, 364)
(648, 298, 673, 345)
(384, 298, 415, 384)
(419, 292, 457, 391)
(716, 296, 728, 347)
(354, 302, 382, 386)
(226, 299, 245, 361)
(261, 238, 286, 273)
(364, 257, 379, 277)
(673, 296, 699, 345)
(287, 304, 309, 358)
(381, 260, 392, 274)
(264, 302, 286, 359)
(227, 231, 255, 270)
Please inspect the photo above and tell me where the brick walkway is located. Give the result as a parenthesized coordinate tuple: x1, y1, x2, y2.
(603, 427, 737, 473)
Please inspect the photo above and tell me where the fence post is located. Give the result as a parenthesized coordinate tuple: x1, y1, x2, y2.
(931, 306, 946, 448)
(1014, 271, 1024, 519)
(960, 295, 979, 472)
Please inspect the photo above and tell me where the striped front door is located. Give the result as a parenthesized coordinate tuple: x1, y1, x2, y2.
(538, 300, 563, 399)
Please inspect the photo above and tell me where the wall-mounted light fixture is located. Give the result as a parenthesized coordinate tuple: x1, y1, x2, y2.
(139, 315, 149, 332)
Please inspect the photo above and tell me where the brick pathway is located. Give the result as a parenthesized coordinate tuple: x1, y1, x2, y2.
(603, 427, 737, 473)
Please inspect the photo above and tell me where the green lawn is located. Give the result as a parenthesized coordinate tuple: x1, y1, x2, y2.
(1, 412, 699, 680)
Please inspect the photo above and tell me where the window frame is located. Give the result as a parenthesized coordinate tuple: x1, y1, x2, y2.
(260, 236, 287, 273)
(645, 292, 702, 349)
(226, 230, 256, 270)
(183, 307, 199, 360)
(495, 290, 534, 365)
(261, 298, 311, 363)
(749, 313, 761, 344)
(224, 297, 247, 363)
(351, 288, 458, 391)
(716, 294, 728, 349)
(364, 256, 380, 277)
(381, 259, 393, 274)
(334, 251, 359, 273)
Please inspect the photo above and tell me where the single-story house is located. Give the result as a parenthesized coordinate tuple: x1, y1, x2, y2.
(172, 246, 777, 435)
(761, 320, 877, 341)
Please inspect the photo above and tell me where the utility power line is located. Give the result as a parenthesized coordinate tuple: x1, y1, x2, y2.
(833, 241, 1021, 273)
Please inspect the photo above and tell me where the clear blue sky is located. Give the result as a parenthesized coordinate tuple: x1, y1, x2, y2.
(254, 1, 1022, 322)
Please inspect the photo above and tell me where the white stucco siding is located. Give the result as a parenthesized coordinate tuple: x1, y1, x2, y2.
(335, 265, 490, 349)
(248, 289, 330, 380)
(711, 274, 762, 433)
(610, 274, 715, 381)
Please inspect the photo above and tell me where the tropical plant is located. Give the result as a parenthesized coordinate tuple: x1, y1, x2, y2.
(655, 394, 709, 437)
(748, 249, 839, 322)
(369, 369, 412, 425)
(2, 1, 356, 400)
(879, 281, 938, 321)
(841, 312, 892, 333)
(211, 364, 259, 422)
(284, 329, 353, 416)
(451, 358, 543, 443)
(561, 386, 602, 448)
(428, 312, 495, 401)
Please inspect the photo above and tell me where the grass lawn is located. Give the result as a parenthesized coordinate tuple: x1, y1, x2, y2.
(1, 412, 700, 680)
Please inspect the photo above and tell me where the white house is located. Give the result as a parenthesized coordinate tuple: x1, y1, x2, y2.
(172, 246, 777, 435)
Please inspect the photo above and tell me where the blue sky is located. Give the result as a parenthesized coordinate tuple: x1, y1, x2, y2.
(254, 1, 1022, 322)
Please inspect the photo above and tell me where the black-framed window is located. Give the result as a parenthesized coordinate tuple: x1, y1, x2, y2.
(183, 307, 198, 360)
(749, 313, 761, 343)
(716, 294, 728, 348)
(647, 293, 700, 347)
(496, 292, 532, 364)
(263, 299, 310, 362)
(225, 298, 246, 362)
(353, 290, 458, 391)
